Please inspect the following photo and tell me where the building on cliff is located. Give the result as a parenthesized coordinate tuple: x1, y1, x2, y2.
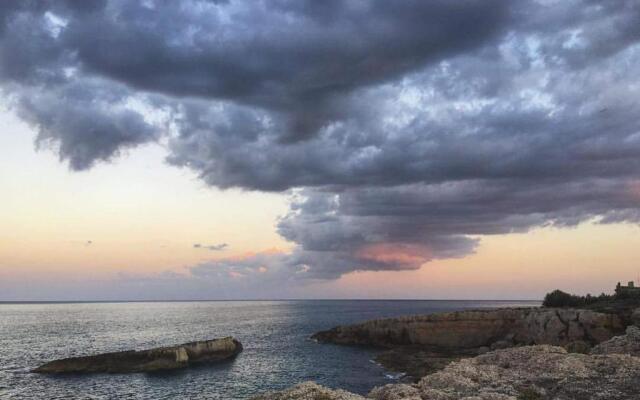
(616, 281, 640, 297)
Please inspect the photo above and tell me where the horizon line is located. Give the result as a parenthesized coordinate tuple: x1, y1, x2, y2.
(0, 298, 542, 304)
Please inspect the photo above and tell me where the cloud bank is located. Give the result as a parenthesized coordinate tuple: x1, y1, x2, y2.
(2, 1, 640, 284)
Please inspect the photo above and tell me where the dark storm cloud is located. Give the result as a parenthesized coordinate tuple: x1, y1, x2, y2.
(2, 0, 640, 281)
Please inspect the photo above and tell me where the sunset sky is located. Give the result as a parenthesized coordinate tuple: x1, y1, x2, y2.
(1, 1, 640, 301)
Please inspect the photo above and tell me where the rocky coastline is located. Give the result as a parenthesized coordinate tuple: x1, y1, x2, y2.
(312, 307, 625, 380)
(255, 306, 640, 399)
(32, 336, 242, 374)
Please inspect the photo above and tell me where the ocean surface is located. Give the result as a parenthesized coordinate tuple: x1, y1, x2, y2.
(0, 300, 539, 399)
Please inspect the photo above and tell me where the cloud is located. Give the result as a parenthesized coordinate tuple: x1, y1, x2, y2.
(2, 1, 640, 283)
(193, 243, 228, 251)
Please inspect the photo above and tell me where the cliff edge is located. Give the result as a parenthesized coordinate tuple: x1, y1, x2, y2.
(312, 307, 624, 351)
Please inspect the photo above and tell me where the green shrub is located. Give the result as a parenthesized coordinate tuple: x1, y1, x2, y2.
(542, 289, 614, 308)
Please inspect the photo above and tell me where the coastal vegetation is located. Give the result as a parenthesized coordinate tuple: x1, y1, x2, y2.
(542, 286, 640, 308)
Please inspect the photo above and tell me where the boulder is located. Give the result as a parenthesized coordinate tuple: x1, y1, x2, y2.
(32, 337, 242, 373)
(591, 325, 640, 356)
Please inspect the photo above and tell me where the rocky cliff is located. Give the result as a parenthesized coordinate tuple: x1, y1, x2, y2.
(32, 336, 242, 373)
(312, 307, 624, 351)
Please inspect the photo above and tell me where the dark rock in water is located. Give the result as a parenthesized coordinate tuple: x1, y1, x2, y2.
(32, 337, 242, 373)
(374, 346, 465, 381)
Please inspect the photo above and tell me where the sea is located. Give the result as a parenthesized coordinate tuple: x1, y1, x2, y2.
(0, 300, 539, 399)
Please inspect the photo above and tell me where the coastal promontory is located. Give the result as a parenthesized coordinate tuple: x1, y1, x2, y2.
(312, 307, 624, 351)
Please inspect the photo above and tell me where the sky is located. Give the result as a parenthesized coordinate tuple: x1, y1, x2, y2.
(1, 0, 640, 301)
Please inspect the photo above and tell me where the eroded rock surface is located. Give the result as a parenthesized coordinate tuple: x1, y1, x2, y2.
(591, 325, 640, 356)
(32, 337, 242, 373)
(409, 345, 640, 400)
(312, 308, 623, 351)
(251, 382, 365, 400)
(255, 346, 640, 400)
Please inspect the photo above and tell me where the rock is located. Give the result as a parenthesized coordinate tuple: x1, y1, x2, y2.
(312, 308, 623, 351)
(564, 340, 591, 354)
(262, 346, 640, 400)
(415, 345, 640, 399)
(368, 384, 421, 400)
(591, 325, 640, 356)
(374, 347, 462, 381)
(490, 340, 512, 351)
(251, 382, 365, 400)
(631, 308, 640, 326)
(32, 337, 242, 373)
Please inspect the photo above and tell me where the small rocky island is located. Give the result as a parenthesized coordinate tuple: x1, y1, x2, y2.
(33, 336, 242, 374)
(254, 285, 640, 399)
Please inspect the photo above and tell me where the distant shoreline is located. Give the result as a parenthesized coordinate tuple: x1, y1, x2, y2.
(0, 299, 542, 305)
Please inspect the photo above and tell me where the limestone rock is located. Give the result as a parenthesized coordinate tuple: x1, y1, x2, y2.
(258, 345, 640, 399)
(251, 382, 365, 400)
(312, 308, 623, 351)
(631, 308, 640, 326)
(32, 337, 242, 373)
(368, 384, 421, 400)
(564, 340, 591, 354)
(591, 325, 640, 356)
(416, 345, 640, 399)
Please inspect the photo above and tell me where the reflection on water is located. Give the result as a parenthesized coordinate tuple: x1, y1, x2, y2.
(0, 300, 539, 399)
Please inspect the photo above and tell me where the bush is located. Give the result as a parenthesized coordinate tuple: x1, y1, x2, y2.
(542, 289, 614, 308)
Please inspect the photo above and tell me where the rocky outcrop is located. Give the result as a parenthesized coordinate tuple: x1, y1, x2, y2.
(591, 325, 640, 356)
(255, 346, 640, 400)
(312, 307, 623, 351)
(32, 337, 242, 373)
(251, 382, 365, 400)
(408, 345, 640, 399)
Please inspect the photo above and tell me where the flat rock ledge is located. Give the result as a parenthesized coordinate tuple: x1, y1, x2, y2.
(32, 336, 242, 373)
(253, 345, 640, 400)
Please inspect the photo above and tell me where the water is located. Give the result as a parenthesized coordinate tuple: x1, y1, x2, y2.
(0, 300, 539, 399)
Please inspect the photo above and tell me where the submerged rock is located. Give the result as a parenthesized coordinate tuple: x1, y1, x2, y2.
(32, 337, 242, 373)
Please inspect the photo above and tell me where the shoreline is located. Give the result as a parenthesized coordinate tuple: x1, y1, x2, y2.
(256, 304, 640, 399)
